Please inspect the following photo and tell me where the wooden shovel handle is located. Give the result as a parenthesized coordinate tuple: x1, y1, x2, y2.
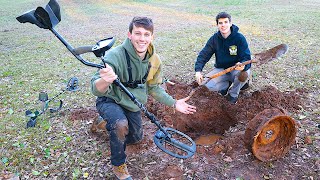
(201, 59, 257, 85)
(208, 59, 257, 79)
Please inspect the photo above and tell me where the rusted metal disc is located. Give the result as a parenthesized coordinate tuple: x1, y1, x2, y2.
(244, 108, 297, 162)
(238, 71, 248, 82)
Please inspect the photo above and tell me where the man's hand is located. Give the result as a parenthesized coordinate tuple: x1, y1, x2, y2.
(175, 96, 196, 114)
(95, 63, 118, 93)
(99, 63, 117, 84)
(195, 72, 203, 85)
(235, 62, 245, 71)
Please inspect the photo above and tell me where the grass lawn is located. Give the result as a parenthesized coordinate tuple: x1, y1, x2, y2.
(1, 0, 319, 179)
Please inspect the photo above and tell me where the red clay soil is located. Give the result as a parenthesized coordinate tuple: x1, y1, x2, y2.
(148, 80, 303, 138)
(69, 81, 303, 137)
(68, 80, 303, 137)
(69, 107, 97, 121)
(68, 81, 306, 179)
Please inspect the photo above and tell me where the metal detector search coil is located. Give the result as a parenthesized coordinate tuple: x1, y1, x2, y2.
(25, 77, 79, 128)
(154, 128, 196, 159)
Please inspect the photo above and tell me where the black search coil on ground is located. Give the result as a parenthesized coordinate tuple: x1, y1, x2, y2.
(25, 77, 79, 128)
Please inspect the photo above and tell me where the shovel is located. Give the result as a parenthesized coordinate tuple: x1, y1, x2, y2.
(200, 44, 289, 86)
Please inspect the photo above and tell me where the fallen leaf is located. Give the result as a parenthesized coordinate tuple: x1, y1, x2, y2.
(304, 136, 313, 144)
(1, 157, 8, 164)
(8, 108, 14, 115)
(29, 157, 34, 164)
(223, 156, 233, 162)
(32, 170, 40, 176)
(83, 172, 89, 178)
(299, 115, 306, 120)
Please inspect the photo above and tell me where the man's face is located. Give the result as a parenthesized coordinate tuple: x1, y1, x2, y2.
(128, 25, 153, 57)
(217, 18, 232, 37)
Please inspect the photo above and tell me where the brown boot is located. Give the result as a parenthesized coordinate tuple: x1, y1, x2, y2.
(113, 163, 132, 180)
(90, 116, 107, 133)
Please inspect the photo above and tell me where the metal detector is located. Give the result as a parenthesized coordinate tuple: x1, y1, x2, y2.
(25, 77, 79, 128)
(17, 0, 196, 159)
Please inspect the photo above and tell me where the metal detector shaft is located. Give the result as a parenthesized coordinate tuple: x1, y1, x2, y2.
(50, 29, 192, 155)
(49, 27, 169, 136)
(49, 27, 170, 136)
(114, 79, 195, 158)
(114, 78, 170, 137)
(50, 28, 103, 69)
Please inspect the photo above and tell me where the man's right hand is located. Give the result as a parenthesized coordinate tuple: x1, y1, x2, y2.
(95, 63, 118, 93)
(195, 72, 203, 85)
(99, 63, 117, 84)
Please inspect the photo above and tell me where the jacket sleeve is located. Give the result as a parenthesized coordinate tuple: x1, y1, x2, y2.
(238, 35, 251, 71)
(90, 52, 117, 97)
(147, 54, 175, 107)
(194, 35, 216, 72)
(148, 83, 175, 107)
(90, 70, 106, 97)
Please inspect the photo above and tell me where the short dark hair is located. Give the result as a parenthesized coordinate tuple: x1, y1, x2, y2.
(129, 17, 154, 34)
(215, 12, 231, 25)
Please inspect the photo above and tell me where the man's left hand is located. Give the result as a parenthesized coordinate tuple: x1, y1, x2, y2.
(175, 97, 196, 114)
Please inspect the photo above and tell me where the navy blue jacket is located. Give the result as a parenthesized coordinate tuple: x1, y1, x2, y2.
(195, 24, 251, 72)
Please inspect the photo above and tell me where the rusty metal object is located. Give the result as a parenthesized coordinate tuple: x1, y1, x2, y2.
(238, 71, 248, 82)
(244, 108, 297, 162)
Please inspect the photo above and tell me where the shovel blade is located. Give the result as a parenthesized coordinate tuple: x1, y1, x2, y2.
(253, 44, 288, 66)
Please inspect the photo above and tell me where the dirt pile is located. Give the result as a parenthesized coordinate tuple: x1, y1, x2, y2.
(68, 81, 304, 138)
(143, 80, 306, 164)
(147, 81, 303, 138)
(67, 81, 308, 179)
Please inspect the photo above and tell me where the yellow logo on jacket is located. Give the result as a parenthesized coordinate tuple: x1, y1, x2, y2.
(229, 45, 237, 55)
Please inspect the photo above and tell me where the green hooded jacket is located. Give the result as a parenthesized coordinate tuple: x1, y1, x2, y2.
(90, 38, 175, 112)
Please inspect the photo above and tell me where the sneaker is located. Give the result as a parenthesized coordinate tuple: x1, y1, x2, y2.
(90, 116, 107, 133)
(113, 164, 132, 180)
(218, 89, 228, 96)
(240, 81, 250, 91)
(218, 81, 232, 96)
(226, 94, 238, 104)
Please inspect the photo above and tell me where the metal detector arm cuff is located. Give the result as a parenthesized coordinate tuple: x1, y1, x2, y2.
(16, 10, 47, 29)
(73, 45, 94, 55)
